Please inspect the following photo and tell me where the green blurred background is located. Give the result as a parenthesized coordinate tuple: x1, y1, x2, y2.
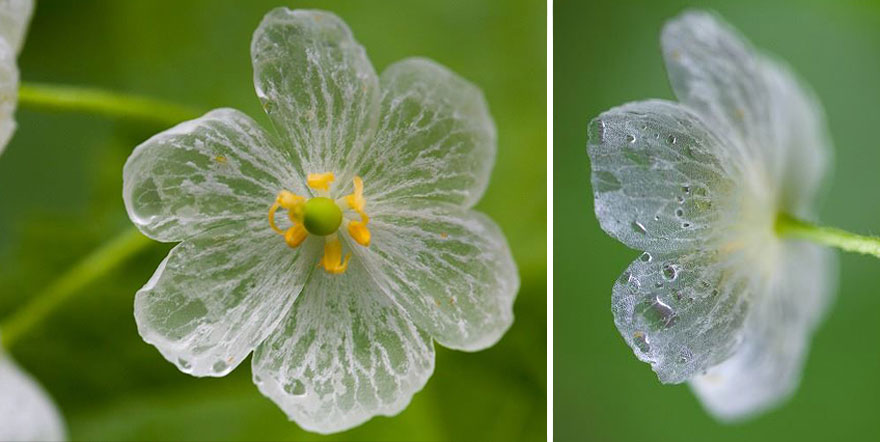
(555, 0, 880, 440)
(0, 1, 545, 440)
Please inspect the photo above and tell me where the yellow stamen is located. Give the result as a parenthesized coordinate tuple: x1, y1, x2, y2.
(348, 213, 371, 247)
(307, 172, 335, 192)
(344, 176, 365, 212)
(284, 224, 308, 248)
(269, 190, 307, 239)
(319, 235, 351, 274)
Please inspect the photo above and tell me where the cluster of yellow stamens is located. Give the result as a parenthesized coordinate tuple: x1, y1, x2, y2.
(268, 172, 371, 274)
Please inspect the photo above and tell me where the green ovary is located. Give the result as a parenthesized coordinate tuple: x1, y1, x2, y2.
(302, 197, 342, 236)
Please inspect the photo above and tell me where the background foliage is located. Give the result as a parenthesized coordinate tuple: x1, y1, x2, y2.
(0, 1, 546, 440)
(555, 0, 880, 440)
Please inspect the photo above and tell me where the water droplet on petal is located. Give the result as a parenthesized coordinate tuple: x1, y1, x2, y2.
(682, 185, 691, 194)
(682, 222, 691, 228)
(640, 252, 652, 262)
(638, 296, 678, 329)
(662, 263, 679, 281)
(625, 134, 636, 143)
(633, 331, 651, 353)
(212, 360, 228, 374)
(283, 379, 307, 396)
(177, 358, 191, 370)
(631, 221, 647, 235)
(666, 135, 677, 145)
(675, 208, 684, 217)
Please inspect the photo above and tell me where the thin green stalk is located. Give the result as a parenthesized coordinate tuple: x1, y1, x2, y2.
(776, 213, 880, 258)
(18, 82, 202, 126)
(0, 228, 152, 350)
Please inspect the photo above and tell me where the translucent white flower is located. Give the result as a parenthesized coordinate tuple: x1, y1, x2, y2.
(588, 10, 835, 421)
(0, 0, 33, 156)
(0, 343, 66, 441)
(122, 8, 518, 434)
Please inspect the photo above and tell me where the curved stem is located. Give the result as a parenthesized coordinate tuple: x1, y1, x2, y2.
(18, 82, 202, 126)
(0, 228, 152, 350)
(776, 213, 880, 258)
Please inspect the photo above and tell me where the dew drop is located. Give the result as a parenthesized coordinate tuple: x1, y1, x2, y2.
(653, 215, 660, 221)
(676, 196, 685, 204)
(283, 379, 307, 397)
(666, 135, 677, 145)
(675, 208, 684, 217)
(591, 119, 607, 143)
(682, 222, 691, 228)
(631, 221, 647, 235)
(177, 358, 191, 370)
(633, 331, 651, 353)
(640, 252, 652, 262)
(638, 296, 678, 329)
(682, 185, 691, 194)
(212, 360, 228, 374)
(662, 263, 679, 281)
(625, 134, 636, 143)
(641, 124, 648, 130)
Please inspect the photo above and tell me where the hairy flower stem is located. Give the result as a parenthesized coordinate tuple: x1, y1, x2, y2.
(0, 229, 151, 351)
(776, 213, 880, 258)
(18, 82, 202, 126)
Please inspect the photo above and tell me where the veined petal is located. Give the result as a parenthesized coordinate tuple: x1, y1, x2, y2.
(0, 353, 66, 442)
(0, 0, 34, 54)
(134, 224, 319, 377)
(123, 108, 303, 242)
(612, 249, 752, 383)
(358, 202, 518, 351)
(0, 38, 17, 155)
(690, 242, 836, 420)
(251, 8, 379, 179)
(251, 260, 435, 434)
(661, 10, 832, 214)
(359, 57, 495, 208)
(588, 100, 740, 253)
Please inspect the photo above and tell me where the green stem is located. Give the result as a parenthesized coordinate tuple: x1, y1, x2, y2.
(776, 213, 880, 258)
(0, 227, 152, 350)
(18, 82, 202, 126)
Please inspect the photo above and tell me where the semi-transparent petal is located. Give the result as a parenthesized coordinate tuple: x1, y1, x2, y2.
(123, 108, 303, 242)
(134, 224, 319, 377)
(251, 260, 435, 434)
(0, 38, 16, 155)
(588, 100, 740, 253)
(358, 57, 496, 208)
(0, 353, 66, 442)
(690, 242, 836, 420)
(251, 8, 379, 179)
(661, 10, 832, 213)
(0, 0, 33, 54)
(612, 249, 752, 383)
(357, 202, 518, 351)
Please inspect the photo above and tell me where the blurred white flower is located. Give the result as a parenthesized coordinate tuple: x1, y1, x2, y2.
(588, 10, 835, 420)
(0, 344, 66, 441)
(123, 8, 518, 434)
(0, 0, 33, 156)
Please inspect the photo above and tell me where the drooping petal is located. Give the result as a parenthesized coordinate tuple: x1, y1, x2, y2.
(612, 249, 752, 384)
(251, 259, 435, 434)
(0, 353, 66, 442)
(690, 242, 836, 420)
(588, 100, 741, 253)
(661, 10, 832, 214)
(123, 108, 304, 242)
(0, 0, 34, 54)
(251, 8, 379, 179)
(0, 38, 17, 155)
(134, 224, 320, 377)
(357, 202, 518, 351)
(357, 57, 496, 208)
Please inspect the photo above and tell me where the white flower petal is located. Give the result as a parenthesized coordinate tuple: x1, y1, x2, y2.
(251, 8, 379, 179)
(134, 225, 319, 377)
(588, 100, 740, 253)
(0, 0, 34, 54)
(690, 242, 836, 420)
(123, 108, 303, 242)
(0, 38, 17, 156)
(0, 353, 66, 442)
(359, 57, 495, 208)
(612, 249, 752, 383)
(251, 259, 435, 434)
(358, 203, 518, 351)
(661, 10, 832, 215)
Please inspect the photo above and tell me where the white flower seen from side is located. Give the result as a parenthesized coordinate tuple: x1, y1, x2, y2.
(0, 0, 33, 156)
(0, 335, 66, 442)
(122, 8, 518, 434)
(587, 10, 835, 420)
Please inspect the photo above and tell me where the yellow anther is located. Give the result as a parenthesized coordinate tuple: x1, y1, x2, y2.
(269, 190, 305, 234)
(348, 213, 371, 247)
(319, 235, 351, 274)
(284, 224, 308, 248)
(307, 172, 335, 192)
(344, 176, 365, 212)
